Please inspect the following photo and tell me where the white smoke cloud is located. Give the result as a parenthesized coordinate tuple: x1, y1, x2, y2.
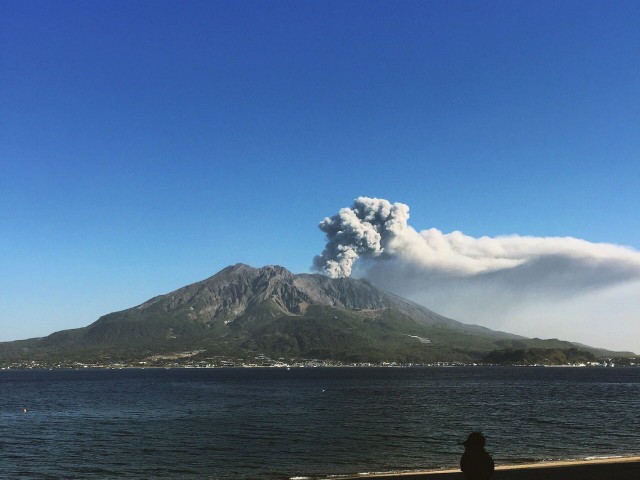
(314, 197, 640, 352)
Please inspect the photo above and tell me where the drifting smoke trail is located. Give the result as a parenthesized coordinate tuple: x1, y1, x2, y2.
(314, 196, 640, 286)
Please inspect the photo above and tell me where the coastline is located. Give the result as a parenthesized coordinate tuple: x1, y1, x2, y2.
(326, 456, 640, 479)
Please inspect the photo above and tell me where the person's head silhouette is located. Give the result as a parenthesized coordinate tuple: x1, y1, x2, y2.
(463, 431, 486, 450)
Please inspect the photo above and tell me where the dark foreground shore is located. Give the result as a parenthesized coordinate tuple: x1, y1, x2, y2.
(328, 456, 640, 480)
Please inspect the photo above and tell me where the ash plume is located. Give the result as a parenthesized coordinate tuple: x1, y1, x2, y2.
(313, 197, 640, 352)
(312, 197, 410, 278)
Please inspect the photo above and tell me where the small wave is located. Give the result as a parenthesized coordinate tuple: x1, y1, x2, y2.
(584, 455, 627, 460)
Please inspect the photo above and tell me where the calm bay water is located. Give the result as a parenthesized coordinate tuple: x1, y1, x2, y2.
(1, 367, 639, 479)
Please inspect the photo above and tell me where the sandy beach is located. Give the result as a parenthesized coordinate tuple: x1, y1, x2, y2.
(328, 456, 640, 480)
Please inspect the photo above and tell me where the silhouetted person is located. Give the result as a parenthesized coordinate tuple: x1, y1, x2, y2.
(460, 432, 494, 480)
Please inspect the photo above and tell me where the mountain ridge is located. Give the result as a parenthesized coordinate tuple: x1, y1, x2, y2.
(0, 264, 635, 365)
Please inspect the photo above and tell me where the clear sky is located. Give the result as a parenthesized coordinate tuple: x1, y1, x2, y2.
(1, 1, 639, 350)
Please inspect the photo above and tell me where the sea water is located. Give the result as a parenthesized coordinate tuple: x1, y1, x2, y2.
(1, 367, 639, 479)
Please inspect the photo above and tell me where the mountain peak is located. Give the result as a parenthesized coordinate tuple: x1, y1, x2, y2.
(218, 263, 292, 278)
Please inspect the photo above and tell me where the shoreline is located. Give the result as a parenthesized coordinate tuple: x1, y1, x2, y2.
(3, 364, 640, 370)
(325, 455, 640, 479)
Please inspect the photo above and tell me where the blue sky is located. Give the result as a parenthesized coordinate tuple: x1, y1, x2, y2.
(1, 1, 639, 347)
